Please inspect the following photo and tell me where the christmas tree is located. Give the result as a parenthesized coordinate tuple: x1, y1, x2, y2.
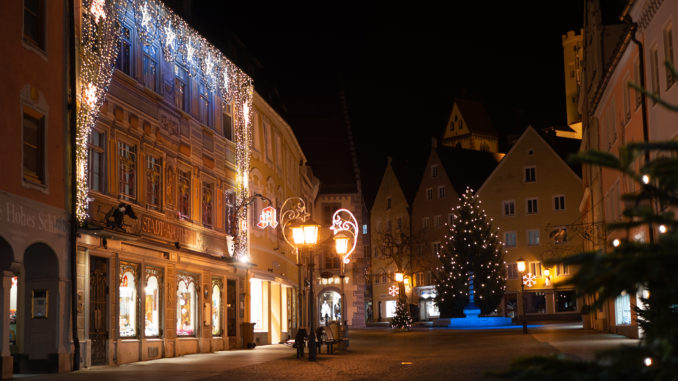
(390, 300, 413, 330)
(434, 187, 506, 317)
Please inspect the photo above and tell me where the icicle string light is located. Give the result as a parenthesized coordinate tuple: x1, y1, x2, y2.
(77, 0, 253, 262)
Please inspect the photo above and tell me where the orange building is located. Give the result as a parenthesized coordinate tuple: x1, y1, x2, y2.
(0, 0, 72, 376)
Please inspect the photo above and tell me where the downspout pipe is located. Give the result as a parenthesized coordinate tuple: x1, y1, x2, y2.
(623, 15, 654, 244)
(68, 0, 81, 370)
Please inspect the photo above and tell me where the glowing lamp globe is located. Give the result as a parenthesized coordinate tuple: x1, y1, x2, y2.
(516, 258, 526, 273)
(292, 226, 305, 246)
(303, 222, 319, 245)
(334, 234, 350, 255)
(395, 272, 404, 282)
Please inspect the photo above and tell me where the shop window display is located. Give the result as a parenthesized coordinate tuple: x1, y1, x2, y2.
(9, 276, 17, 346)
(145, 267, 162, 337)
(318, 290, 341, 326)
(211, 281, 222, 336)
(119, 263, 138, 337)
(525, 291, 546, 314)
(177, 273, 197, 336)
(556, 290, 577, 312)
(385, 300, 397, 318)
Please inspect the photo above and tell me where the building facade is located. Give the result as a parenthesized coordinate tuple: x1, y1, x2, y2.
(477, 127, 583, 320)
(409, 140, 499, 321)
(441, 99, 500, 153)
(0, 0, 71, 376)
(247, 91, 319, 345)
(74, 0, 255, 367)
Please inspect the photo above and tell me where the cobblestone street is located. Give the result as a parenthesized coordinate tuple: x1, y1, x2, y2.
(24, 324, 637, 381)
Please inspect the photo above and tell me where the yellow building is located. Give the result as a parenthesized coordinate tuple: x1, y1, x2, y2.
(248, 92, 319, 345)
(441, 99, 499, 153)
(477, 126, 583, 320)
(74, 0, 255, 367)
(561, 29, 583, 139)
(369, 157, 419, 322)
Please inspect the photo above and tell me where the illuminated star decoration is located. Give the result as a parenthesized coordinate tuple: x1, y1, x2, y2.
(523, 273, 537, 287)
(90, 0, 106, 23)
(141, 2, 152, 30)
(164, 23, 175, 48)
(329, 208, 359, 264)
(389, 284, 400, 297)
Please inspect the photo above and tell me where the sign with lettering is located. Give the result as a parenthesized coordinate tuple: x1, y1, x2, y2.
(140, 215, 197, 246)
(256, 206, 278, 229)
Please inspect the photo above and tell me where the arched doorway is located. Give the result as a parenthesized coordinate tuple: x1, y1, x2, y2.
(318, 290, 341, 327)
(21, 242, 59, 372)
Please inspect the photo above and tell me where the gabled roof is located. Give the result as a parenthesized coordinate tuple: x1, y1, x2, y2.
(453, 99, 498, 136)
(391, 157, 425, 205)
(436, 146, 501, 193)
(537, 130, 583, 177)
(477, 126, 582, 195)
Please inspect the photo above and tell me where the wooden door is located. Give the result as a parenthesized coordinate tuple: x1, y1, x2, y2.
(89, 257, 108, 365)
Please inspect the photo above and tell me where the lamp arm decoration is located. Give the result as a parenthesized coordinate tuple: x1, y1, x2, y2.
(280, 197, 310, 250)
(229, 193, 272, 258)
(330, 208, 359, 264)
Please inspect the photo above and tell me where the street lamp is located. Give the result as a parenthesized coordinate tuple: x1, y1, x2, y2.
(294, 219, 320, 361)
(330, 208, 358, 345)
(280, 197, 311, 357)
(516, 258, 528, 334)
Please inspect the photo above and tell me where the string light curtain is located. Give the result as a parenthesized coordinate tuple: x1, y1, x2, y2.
(77, 0, 253, 259)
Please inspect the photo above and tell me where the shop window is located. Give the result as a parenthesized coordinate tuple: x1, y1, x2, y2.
(525, 291, 546, 314)
(119, 262, 138, 338)
(146, 155, 162, 210)
(385, 300, 397, 318)
(211, 280, 222, 336)
(615, 292, 632, 325)
(556, 290, 577, 312)
(9, 276, 17, 347)
(23, 107, 45, 185)
(250, 278, 265, 331)
(88, 130, 106, 193)
(177, 273, 197, 336)
(178, 169, 191, 220)
(426, 300, 440, 318)
(118, 141, 137, 201)
(202, 182, 213, 228)
(319, 290, 341, 326)
(144, 268, 162, 336)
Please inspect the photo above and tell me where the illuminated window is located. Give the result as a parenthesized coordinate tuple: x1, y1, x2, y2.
(146, 155, 162, 210)
(118, 141, 137, 200)
(88, 130, 106, 192)
(144, 267, 162, 337)
(202, 182, 213, 228)
(385, 300, 397, 318)
(212, 281, 222, 336)
(178, 169, 191, 220)
(615, 292, 632, 325)
(530, 262, 542, 277)
(177, 273, 197, 336)
(119, 262, 138, 338)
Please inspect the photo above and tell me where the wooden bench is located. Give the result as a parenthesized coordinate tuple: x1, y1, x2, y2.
(317, 326, 345, 354)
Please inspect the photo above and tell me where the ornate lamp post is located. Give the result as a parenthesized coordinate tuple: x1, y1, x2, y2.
(280, 197, 310, 336)
(293, 220, 320, 361)
(516, 258, 528, 334)
(330, 208, 358, 343)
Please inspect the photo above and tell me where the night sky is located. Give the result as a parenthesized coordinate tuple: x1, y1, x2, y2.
(170, 1, 584, 206)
